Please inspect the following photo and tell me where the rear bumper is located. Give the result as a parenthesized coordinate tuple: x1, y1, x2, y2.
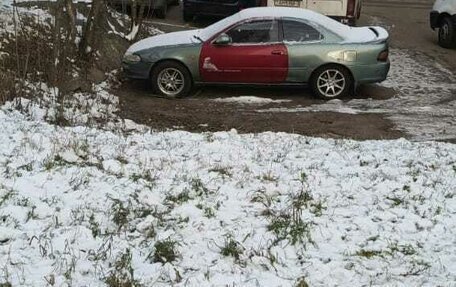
(352, 61, 390, 84)
(430, 11, 439, 29)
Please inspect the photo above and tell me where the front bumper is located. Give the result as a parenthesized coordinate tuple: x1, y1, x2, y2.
(430, 10, 439, 29)
(122, 61, 153, 80)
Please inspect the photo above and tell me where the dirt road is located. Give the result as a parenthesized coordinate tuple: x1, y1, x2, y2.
(116, 2, 456, 141)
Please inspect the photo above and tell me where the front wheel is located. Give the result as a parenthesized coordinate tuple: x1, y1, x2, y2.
(310, 65, 353, 100)
(438, 16, 456, 49)
(151, 61, 192, 98)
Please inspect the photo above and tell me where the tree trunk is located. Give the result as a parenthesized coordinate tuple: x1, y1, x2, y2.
(64, 0, 77, 43)
(79, 0, 104, 57)
(128, 0, 146, 41)
(53, 0, 63, 86)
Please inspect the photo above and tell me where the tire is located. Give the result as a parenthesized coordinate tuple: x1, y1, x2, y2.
(156, 5, 167, 19)
(183, 10, 193, 22)
(310, 65, 353, 100)
(151, 61, 192, 98)
(438, 16, 456, 49)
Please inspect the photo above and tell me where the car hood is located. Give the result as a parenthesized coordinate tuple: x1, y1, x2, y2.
(126, 29, 201, 54)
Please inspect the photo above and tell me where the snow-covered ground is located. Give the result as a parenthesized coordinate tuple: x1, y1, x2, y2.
(213, 96, 292, 105)
(0, 0, 52, 36)
(1, 96, 456, 286)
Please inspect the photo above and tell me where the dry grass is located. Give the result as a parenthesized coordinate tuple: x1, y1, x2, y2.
(0, 13, 75, 105)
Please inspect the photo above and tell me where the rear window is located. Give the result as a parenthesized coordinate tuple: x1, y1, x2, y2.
(282, 20, 323, 42)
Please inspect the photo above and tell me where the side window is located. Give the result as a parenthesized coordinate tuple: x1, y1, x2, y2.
(282, 20, 323, 42)
(226, 20, 279, 44)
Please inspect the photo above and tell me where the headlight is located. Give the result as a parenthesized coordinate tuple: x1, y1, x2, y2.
(123, 53, 141, 63)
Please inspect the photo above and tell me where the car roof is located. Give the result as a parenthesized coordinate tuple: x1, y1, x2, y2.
(236, 7, 351, 35)
(200, 7, 379, 43)
(238, 6, 331, 20)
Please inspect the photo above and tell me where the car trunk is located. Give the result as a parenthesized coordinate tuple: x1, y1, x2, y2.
(344, 26, 389, 43)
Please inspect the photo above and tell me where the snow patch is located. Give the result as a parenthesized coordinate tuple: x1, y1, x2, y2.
(213, 96, 292, 105)
(257, 99, 359, 114)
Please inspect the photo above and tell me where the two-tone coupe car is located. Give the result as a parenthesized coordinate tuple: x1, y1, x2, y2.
(122, 7, 390, 99)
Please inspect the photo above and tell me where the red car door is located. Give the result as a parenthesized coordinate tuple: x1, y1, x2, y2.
(199, 19, 288, 83)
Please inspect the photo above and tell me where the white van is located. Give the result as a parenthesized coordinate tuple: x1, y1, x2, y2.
(267, 0, 362, 25)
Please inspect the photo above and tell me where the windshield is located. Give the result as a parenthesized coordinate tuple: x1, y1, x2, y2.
(199, 13, 242, 41)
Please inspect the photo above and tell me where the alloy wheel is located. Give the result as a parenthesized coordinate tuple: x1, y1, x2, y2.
(317, 69, 346, 98)
(157, 68, 184, 97)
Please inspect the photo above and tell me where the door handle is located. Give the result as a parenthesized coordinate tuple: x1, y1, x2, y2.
(271, 50, 285, 55)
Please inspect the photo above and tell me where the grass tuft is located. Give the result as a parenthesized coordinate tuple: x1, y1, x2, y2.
(151, 239, 179, 264)
(191, 177, 209, 196)
(105, 249, 142, 287)
(355, 249, 383, 258)
(221, 237, 243, 261)
(268, 214, 313, 246)
(111, 199, 130, 231)
(295, 278, 309, 287)
(89, 213, 100, 238)
(166, 190, 191, 205)
(208, 166, 232, 178)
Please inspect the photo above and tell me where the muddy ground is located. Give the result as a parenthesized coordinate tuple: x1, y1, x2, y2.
(119, 81, 401, 139)
(115, 1, 456, 140)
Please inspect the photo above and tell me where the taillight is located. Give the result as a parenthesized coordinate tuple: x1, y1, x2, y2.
(377, 50, 389, 62)
(347, 0, 356, 17)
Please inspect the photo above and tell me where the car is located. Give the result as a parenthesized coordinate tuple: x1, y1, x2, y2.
(430, 0, 456, 48)
(122, 7, 390, 99)
(266, 0, 362, 26)
(182, 0, 260, 22)
(108, 0, 178, 19)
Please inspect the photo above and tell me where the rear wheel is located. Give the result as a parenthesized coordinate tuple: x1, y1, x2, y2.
(438, 16, 456, 48)
(151, 61, 192, 98)
(310, 65, 353, 100)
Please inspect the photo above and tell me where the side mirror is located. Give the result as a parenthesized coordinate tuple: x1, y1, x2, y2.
(214, 33, 232, 45)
